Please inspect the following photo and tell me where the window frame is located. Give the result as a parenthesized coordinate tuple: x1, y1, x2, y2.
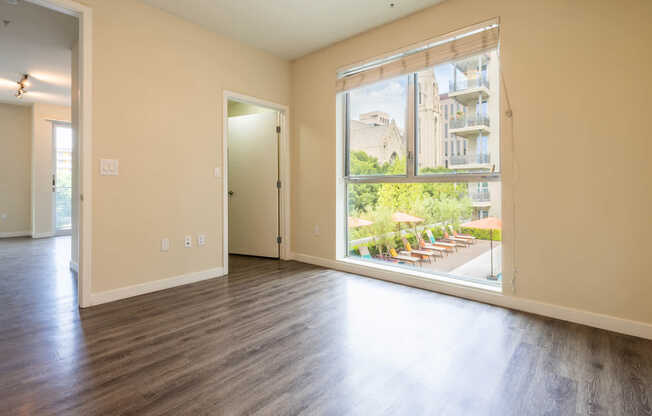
(344, 74, 412, 180)
(344, 73, 500, 185)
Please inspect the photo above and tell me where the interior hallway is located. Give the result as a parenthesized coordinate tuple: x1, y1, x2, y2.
(0, 247, 651, 415)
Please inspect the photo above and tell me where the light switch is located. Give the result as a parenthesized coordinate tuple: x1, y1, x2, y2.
(100, 159, 119, 176)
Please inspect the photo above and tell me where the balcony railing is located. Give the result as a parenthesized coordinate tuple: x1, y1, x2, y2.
(449, 77, 489, 93)
(470, 190, 491, 202)
(449, 153, 491, 166)
(450, 115, 490, 130)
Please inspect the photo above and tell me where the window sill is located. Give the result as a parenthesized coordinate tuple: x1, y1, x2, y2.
(337, 256, 503, 294)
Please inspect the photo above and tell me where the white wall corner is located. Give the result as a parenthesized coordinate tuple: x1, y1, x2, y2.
(89, 267, 225, 306)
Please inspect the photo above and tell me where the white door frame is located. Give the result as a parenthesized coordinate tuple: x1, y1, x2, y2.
(222, 91, 291, 274)
(28, 0, 93, 308)
(51, 121, 73, 236)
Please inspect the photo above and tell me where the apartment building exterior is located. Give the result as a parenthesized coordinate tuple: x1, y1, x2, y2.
(350, 51, 501, 220)
(418, 51, 501, 219)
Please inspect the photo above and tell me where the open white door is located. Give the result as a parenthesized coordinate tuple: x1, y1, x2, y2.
(227, 111, 279, 258)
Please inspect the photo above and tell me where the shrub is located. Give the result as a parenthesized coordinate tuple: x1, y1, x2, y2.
(460, 226, 502, 241)
(349, 225, 489, 258)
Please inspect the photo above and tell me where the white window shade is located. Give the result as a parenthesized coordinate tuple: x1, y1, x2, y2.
(336, 25, 499, 93)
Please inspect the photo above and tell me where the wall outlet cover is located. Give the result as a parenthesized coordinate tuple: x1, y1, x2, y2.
(198, 234, 206, 246)
(161, 238, 169, 252)
(184, 236, 192, 248)
(100, 159, 119, 176)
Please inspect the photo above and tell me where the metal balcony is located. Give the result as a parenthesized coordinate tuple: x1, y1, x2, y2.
(449, 115, 490, 137)
(470, 190, 491, 202)
(448, 76, 490, 105)
(449, 77, 490, 93)
(449, 153, 491, 167)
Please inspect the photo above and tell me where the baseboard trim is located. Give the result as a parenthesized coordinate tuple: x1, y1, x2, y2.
(0, 231, 31, 238)
(32, 232, 55, 239)
(89, 267, 226, 306)
(69, 260, 78, 273)
(290, 252, 652, 340)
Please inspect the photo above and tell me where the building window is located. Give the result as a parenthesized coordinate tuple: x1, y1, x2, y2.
(339, 22, 501, 286)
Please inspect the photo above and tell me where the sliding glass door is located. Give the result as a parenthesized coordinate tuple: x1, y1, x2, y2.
(53, 123, 73, 235)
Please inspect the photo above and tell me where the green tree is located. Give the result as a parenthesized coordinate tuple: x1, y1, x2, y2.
(349, 151, 384, 175)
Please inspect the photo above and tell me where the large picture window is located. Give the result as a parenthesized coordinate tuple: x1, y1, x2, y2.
(339, 22, 501, 287)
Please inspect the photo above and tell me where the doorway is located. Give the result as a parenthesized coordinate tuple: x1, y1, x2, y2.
(223, 92, 290, 272)
(52, 121, 72, 236)
(0, 0, 92, 308)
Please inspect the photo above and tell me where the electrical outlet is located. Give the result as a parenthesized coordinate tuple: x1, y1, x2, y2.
(0, 213, 6, 220)
(161, 238, 169, 252)
(184, 236, 192, 248)
(198, 234, 206, 246)
(313, 224, 320, 236)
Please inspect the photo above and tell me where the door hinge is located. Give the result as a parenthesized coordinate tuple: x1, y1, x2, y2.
(277, 236, 282, 244)
(276, 180, 281, 189)
(80, 193, 84, 202)
(276, 126, 281, 134)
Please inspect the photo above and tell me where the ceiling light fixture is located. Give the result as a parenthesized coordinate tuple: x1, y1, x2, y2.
(15, 74, 28, 99)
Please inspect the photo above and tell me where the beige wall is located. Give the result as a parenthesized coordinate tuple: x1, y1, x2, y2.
(31, 102, 71, 237)
(290, 0, 652, 324)
(0, 103, 32, 235)
(85, 0, 290, 293)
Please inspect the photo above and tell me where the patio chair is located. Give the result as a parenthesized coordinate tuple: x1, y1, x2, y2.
(425, 229, 458, 251)
(388, 248, 422, 266)
(442, 230, 471, 247)
(417, 236, 449, 255)
(358, 246, 373, 259)
(448, 225, 476, 243)
(400, 237, 439, 263)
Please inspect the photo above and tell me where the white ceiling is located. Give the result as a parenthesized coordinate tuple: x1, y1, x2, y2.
(0, 1, 76, 106)
(140, 0, 445, 59)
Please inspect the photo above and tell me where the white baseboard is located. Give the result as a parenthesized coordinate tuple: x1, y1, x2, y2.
(89, 267, 226, 306)
(69, 260, 78, 273)
(32, 232, 55, 239)
(290, 252, 652, 340)
(0, 230, 31, 238)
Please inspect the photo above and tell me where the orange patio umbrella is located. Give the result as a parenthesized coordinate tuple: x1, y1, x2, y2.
(461, 216, 501, 279)
(460, 217, 502, 230)
(391, 212, 424, 223)
(348, 217, 373, 228)
(392, 212, 424, 237)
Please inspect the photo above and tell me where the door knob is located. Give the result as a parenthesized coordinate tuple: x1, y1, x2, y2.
(228, 190, 234, 196)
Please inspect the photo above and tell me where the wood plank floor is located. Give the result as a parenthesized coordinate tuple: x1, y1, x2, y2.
(1, 236, 651, 415)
